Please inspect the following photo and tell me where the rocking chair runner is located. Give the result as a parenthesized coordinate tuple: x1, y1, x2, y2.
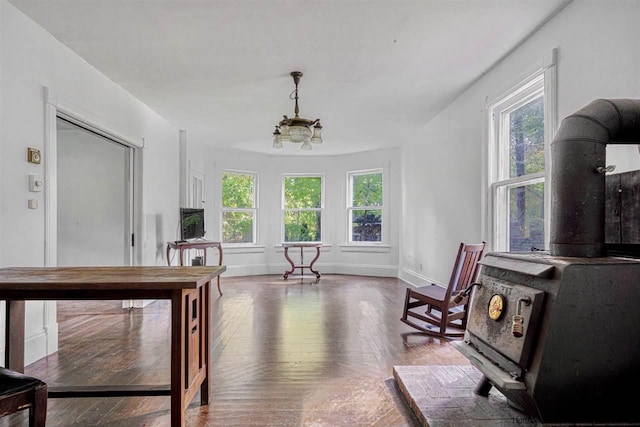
(401, 241, 485, 338)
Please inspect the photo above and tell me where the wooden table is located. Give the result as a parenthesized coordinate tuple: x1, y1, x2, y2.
(0, 265, 226, 427)
(282, 243, 322, 279)
(166, 240, 223, 295)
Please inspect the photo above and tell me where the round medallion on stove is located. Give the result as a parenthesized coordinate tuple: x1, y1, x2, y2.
(488, 294, 505, 320)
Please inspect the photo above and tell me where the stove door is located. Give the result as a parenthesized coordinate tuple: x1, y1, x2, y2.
(466, 277, 545, 374)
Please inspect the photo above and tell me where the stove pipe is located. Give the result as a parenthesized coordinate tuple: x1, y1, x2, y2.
(550, 98, 640, 257)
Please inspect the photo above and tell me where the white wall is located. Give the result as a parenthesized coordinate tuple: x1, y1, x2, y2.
(186, 143, 401, 277)
(0, 0, 181, 364)
(399, 0, 640, 286)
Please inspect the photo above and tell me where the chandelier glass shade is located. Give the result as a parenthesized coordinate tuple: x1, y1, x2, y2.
(273, 71, 323, 150)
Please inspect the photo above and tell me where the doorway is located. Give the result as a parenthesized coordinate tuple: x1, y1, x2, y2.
(56, 117, 133, 267)
(190, 167, 205, 209)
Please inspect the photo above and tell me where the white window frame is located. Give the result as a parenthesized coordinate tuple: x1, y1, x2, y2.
(220, 169, 258, 245)
(347, 168, 385, 245)
(281, 174, 325, 243)
(487, 49, 557, 252)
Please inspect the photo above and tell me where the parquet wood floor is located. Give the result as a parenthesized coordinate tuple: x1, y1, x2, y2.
(2, 274, 469, 426)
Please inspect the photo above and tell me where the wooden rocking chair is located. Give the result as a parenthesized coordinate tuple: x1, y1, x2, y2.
(401, 241, 485, 338)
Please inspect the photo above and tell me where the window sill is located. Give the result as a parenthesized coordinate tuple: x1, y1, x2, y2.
(222, 244, 265, 254)
(274, 244, 331, 252)
(339, 244, 390, 253)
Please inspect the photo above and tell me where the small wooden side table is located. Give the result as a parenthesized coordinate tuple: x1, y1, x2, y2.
(167, 240, 224, 295)
(282, 243, 322, 279)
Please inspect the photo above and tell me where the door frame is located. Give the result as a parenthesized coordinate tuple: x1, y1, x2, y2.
(189, 166, 205, 209)
(43, 87, 145, 353)
(44, 87, 144, 268)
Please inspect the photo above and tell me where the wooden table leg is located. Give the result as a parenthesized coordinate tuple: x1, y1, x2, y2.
(5, 300, 25, 373)
(169, 284, 210, 427)
(216, 245, 223, 296)
(283, 246, 295, 279)
(205, 248, 223, 296)
(308, 246, 322, 279)
(170, 291, 186, 427)
(168, 242, 224, 295)
(200, 280, 211, 404)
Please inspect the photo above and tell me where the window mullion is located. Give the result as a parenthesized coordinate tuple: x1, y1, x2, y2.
(494, 172, 545, 188)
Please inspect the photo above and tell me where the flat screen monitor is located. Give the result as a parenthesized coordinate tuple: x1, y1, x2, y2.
(180, 208, 205, 241)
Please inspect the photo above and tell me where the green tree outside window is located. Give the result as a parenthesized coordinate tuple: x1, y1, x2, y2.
(350, 172, 383, 242)
(222, 172, 256, 243)
(283, 176, 322, 242)
(507, 95, 545, 251)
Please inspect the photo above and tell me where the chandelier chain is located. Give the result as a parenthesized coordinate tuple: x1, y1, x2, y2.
(272, 71, 323, 150)
(290, 87, 300, 117)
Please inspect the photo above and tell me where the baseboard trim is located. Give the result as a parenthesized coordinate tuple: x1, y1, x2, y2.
(398, 268, 442, 288)
(24, 329, 49, 366)
(223, 263, 398, 278)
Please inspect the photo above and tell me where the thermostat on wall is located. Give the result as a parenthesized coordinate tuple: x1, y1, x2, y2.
(27, 147, 41, 164)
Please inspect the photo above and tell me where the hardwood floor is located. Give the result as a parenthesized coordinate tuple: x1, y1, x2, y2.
(2, 274, 469, 426)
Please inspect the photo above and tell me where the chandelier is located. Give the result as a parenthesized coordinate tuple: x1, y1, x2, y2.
(272, 71, 323, 150)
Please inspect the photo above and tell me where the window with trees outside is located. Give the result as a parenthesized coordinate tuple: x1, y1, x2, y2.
(282, 175, 323, 242)
(489, 62, 555, 252)
(221, 171, 257, 244)
(348, 169, 383, 243)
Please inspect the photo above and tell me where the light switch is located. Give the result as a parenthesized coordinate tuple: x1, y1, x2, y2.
(29, 174, 43, 192)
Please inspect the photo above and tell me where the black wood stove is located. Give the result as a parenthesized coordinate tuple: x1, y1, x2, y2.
(453, 99, 640, 424)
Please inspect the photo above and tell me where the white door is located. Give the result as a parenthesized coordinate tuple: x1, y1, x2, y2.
(56, 117, 133, 266)
(190, 168, 205, 209)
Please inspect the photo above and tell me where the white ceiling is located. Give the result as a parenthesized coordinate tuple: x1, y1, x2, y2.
(9, 0, 571, 156)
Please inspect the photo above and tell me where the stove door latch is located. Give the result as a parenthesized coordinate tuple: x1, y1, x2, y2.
(511, 297, 532, 338)
(453, 282, 481, 304)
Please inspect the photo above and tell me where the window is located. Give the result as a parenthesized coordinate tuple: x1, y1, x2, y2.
(282, 175, 323, 242)
(348, 170, 383, 243)
(489, 53, 556, 252)
(221, 171, 257, 244)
